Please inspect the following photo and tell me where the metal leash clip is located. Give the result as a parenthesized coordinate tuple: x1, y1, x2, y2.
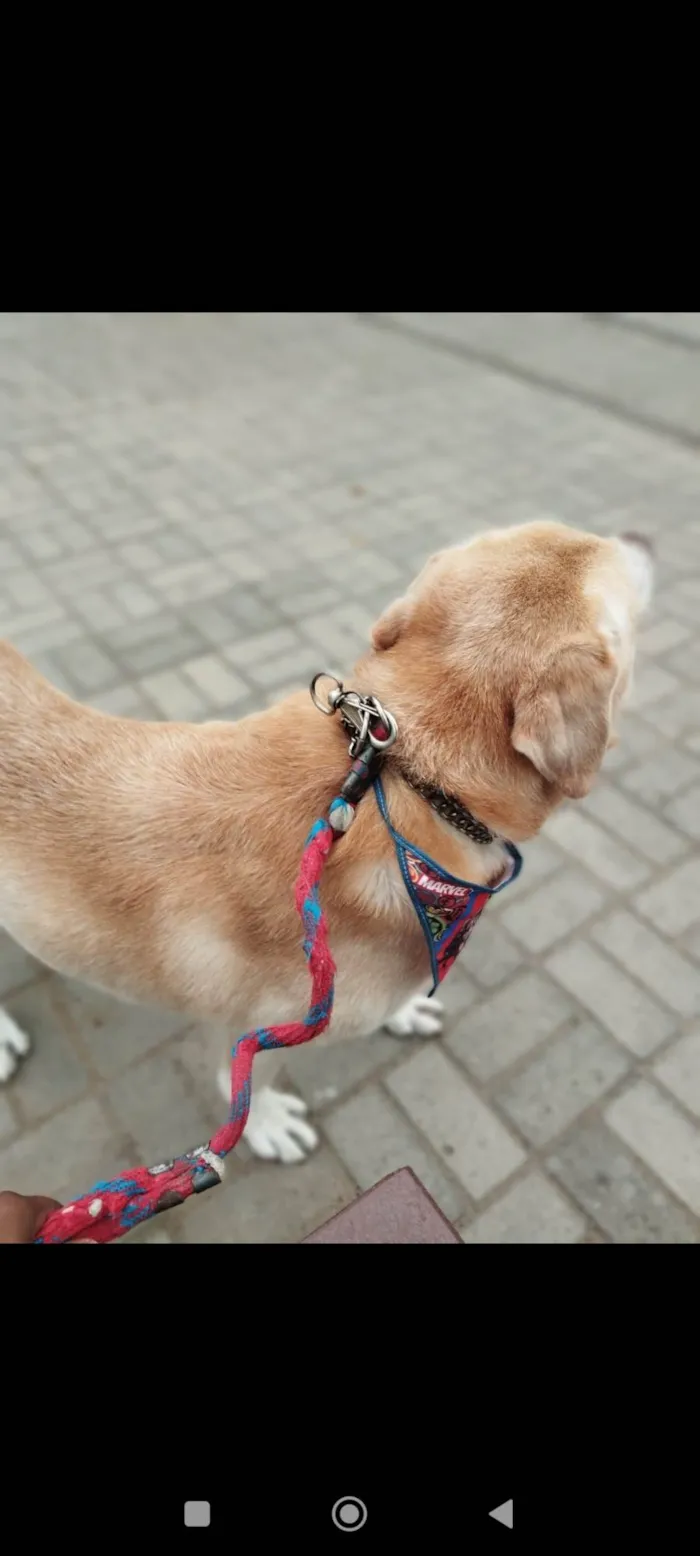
(310, 673, 398, 757)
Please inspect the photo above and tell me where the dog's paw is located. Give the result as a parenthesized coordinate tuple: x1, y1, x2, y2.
(242, 1086, 319, 1165)
(383, 993, 444, 1039)
(217, 1067, 319, 1165)
(0, 1010, 31, 1083)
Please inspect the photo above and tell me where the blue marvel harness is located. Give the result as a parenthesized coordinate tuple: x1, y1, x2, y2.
(310, 674, 523, 991)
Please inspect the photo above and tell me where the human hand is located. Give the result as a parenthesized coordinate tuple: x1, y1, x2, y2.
(0, 1189, 96, 1243)
(0, 1190, 61, 1242)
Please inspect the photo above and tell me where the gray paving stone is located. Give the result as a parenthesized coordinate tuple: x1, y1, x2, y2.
(217, 548, 267, 583)
(446, 969, 576, 1082)
(52, 638, 122, 695)
(636, 859, 700, 937)
(181, 599, 277, 645)
(245, 643, 323, 688)
(682, 922, 700, 964)
(547, 1120, 699, 1243)
(621, 749, 700, 808)
(435, 965, 482, 1027)
(138, 668, 208, 720)
(546, 942, 677, 1056)
(663, 784, 700, 842)
(494, 1019, 629, 1147)
(637, 618, 692, 656)
(459, 1171, 586, 1244)
(589, 910, 700, 1019)
(0, 935, 43, 998)
(112, 624, 209, 677)
(277, 584, 344, 621)
(3, 535, 36, 566)
(120, 1221, 174, 1245)
(191, 586, 280, 635)
(666, 639, 700, 683)
(4, 983, 90, 1120)
(151, 528, 208, 565)
(542, 807, 650, 889)
(9, 612, 85, 658)
(108, 1054, 212, 1163)
(223, 628, 302, 669)
(0, 1093, 17, 1143)
(601, 712, 661, 772)
(31, 650, 76, 695)
(180, 653, 249, 707)
(117, 541, 162, 573)
(386, 1045, 525, 1199)
(581, 784, 686, 866)
(54, 981, 189, 1078)
(301, 607, 371, 663)
(630, 662, 680, 708)
(323, 1083, 466, 1221)
(91, 682, 160, 718)
(6, 570, 56, 611)
(156, 558, 238, 605)
(282, 1031, 406, 1110)
(175, 1149, 355, 1244)
(501, 868, 605, 953)
(4, 603, 69, 650)
(605, 1080, 700, 1216)
(0, 1097, 131, 1202)
(507, 834, 562, 890)
(74, 589, 128, 632)
(111, 580, 161, 619)
(653, 1029, 700, 1119)
(638, 689, 700, 743)
(171, 1022, 226, 1123)
(382, 309, 700, 442)
(102, 610, 186, 656)
(461, 917, 525, 990)
(43, 550, 130, 597)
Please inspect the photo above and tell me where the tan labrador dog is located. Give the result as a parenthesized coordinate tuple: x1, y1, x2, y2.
(0, 521, 653, 1162)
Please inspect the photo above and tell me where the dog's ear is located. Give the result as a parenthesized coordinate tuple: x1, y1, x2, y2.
(372, 596, 411, 650)
(511, 640, 616, 799)
(372, 551, 444, 651)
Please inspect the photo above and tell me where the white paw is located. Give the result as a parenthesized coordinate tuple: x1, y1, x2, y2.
(384, 993, 444, 1039)
(0, 1009, 31, 1083)
(243, 1086, 319, 1165)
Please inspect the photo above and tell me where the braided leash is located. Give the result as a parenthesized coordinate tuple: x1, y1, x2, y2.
(36, 680, 393, 1245)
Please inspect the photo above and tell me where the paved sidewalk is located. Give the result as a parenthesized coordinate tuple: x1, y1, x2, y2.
(0, 310, 699, 1243)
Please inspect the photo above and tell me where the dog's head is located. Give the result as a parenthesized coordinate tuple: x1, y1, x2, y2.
(360, 520, 653, 840)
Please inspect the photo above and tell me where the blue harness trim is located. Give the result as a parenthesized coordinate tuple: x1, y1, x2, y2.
(373, 776, 522, 994)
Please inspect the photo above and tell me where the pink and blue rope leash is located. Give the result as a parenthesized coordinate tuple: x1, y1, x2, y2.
(35, 679, 394, 1244)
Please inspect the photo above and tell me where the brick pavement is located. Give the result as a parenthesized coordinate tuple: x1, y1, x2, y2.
(0, 310, 699, 1244)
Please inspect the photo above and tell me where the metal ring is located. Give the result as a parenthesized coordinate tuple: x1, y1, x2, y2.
(310, 672, 342, 714)
(368, 709, 398, 749)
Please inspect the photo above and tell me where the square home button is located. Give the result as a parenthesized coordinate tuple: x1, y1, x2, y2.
(185, 1502, 211, 1528)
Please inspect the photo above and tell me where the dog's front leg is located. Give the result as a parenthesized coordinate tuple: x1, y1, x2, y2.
(217, 1046, 319, 1166)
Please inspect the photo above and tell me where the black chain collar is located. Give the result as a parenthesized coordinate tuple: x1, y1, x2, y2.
(400, 773, 496, 846)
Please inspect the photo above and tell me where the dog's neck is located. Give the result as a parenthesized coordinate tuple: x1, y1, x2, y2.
(342, 654, 504, 847)
(389, 767, 497, 846)
(307, 686, 511, 891)
(346, 645, 543, 844)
